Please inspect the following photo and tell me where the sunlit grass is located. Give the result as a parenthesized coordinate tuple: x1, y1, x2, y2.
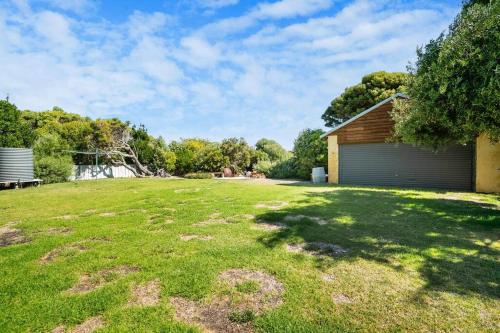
(0, 179, 498, 332)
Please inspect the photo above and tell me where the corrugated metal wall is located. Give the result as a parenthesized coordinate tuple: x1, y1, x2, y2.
(0, 148, 34, 182)
(339, 143, 473, 190)
(70, 165, 136, 180)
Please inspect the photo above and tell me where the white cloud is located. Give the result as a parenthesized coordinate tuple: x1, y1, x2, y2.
(202, 0, 333, 36)
(40, 0, 98, 14)
(127, 10, 174, 40)
(197, 0, 239, 9)
(0, 0, 461, 148)
(178, 36, 220, 68)
(255, 0, 332, 19)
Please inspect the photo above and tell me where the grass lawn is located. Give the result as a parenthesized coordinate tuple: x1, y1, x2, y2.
(0, 179, 499, 332)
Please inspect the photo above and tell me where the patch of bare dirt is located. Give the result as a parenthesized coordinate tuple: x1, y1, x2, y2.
(332, 294, 352, 304)
(284, 214, 328, 225)
(127, 279, 161, 307)
(255, 201, 288, 210)
(0, 222, 28, 247)
(251, 221, 286, 231)
(180, 234, 213, 241)
(51, 316, 104, 333)
(88, 236, 112, 242)
(286, 242, 348, 258)
(40, 243, 88, 264)
(44, 227, 73, 235)
(170, 269, 284, 333)
(321, 274, 336, 282)
(170, 296, 253, 333)
(65, 265, 140, 294)
(54, 215, 77, 221)
(98, 212, 115, 217)
(194, 213, 230, 226)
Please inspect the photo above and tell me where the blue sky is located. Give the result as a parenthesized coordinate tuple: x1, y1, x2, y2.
(0, 0, 461, 149)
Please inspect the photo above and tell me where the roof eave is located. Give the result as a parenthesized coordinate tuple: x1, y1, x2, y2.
(320, 93, 409, 139)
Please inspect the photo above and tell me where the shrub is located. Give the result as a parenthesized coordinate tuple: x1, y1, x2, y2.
(253, 159, 274, 175)
(34, 155, 73, 184)
(253, 157, 298, 179)
(184, 172, 213, 179)
(293, 129, 327, 180)
(268, 158, 298, 179)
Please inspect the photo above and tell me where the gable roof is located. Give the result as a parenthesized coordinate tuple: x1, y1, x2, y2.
(320, 93, 409, 139)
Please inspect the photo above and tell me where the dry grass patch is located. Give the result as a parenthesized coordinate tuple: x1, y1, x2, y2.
(0, 222, 28, 247)
(286, 242, 348, 258)
(321, 274, 336, 282)
(52, 316, 104, 333)
(127, 279, 161, 307)
(194, 213, 230, 226)
(255, 201, 288, 210)
(54, 215, 77, 221)
(174, 188, 201, 193)
(332, 294, 352, 304)
(180, 234, 213, 241)
(65, 266, 140, 294)
(170, 269, 284, 333)
(98, 212, 115, 217)
(284, 214, 328, 225)
(40, 243, 88, 264)
(251, 220, 286, 231)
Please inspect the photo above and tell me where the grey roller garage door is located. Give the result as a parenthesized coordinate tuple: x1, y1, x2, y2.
(339, 143, 473, 190)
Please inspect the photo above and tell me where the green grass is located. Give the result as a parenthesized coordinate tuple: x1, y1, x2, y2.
(0, 179, 499, 332)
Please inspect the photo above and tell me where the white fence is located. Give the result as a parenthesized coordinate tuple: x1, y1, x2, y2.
(70, 165, 136, 181)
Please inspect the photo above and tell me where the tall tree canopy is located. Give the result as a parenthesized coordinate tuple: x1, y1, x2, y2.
(322, 71, 408, 127)
(392, 0, 499, 148)
(0, 100, 35, 148)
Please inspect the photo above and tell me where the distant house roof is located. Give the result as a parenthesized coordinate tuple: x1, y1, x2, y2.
(320, 93, 409, 139)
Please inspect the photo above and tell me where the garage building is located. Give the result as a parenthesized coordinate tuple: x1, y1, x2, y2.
(321, 94, 499, 192)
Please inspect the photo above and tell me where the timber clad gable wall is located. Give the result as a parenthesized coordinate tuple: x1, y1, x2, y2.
(336, 102, 395, 144)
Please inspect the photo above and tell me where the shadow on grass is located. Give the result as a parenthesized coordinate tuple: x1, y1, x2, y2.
(256, 188, 500, 299)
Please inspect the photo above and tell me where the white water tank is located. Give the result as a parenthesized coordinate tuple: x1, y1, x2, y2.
(311, 167, 326, 183)
(0, 148, 34, 182)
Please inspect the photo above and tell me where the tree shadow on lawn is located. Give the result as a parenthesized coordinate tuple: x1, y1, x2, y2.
(256, 188, 500, 299)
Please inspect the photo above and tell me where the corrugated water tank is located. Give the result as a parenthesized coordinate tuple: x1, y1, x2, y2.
(0, 148, 34, 182)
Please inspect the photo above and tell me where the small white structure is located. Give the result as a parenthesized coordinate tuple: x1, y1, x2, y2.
(71, 165, 136, 181)
(311, 167, 326, 183)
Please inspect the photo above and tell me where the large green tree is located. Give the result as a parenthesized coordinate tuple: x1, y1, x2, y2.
(0, 100, 35, 148)
(322, 71, 408, 127)
(220, 137, 252, 174)
(255, 138, 289, 162)
(392, 0, 499, 148)
(293, 129, 327, 180)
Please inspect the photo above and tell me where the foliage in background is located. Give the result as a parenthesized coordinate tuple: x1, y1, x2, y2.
(255, 138, 290, 162)
(293, 129, 327, 180)
(321, 71, 408, 127)
(33, 133, 73, 183)
(392, 0, 499, 148)
(0, 100, 35, 148)
(169, 139, 210, 175)
(130, 125, 176, 173)
(253, 138, 297, 179)
(220, 137, 252, 174)
(183, 172, 214, 179)
(193, 143, 228, 173)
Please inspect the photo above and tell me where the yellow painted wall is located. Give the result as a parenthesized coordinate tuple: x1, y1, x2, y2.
(327, 135, 339, 184)
(476, 134, 500, 193)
